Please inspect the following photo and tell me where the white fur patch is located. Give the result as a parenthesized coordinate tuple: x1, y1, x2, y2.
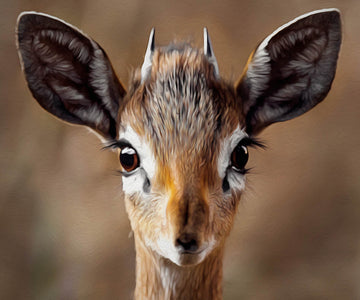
(121, 170, 150, 195)
(227, 170, 246, 192)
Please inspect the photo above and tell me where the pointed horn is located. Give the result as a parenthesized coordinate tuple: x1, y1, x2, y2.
(141, 28, 155, 83)
(203, 27, 219, 78)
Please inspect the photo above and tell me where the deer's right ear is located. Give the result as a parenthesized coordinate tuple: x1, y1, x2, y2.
(16, 12, 126, 140)
(236, 9, 341, 135)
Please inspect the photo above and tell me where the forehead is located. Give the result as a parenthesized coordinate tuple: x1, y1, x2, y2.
(121, 46, 242, 161)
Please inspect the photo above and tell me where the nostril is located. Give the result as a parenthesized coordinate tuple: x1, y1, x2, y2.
(176, 237, 199, 252)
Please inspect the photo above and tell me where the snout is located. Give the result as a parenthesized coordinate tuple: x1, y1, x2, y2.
(164, 187, 214, 265)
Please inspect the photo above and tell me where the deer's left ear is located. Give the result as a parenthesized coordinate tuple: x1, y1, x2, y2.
(236, 9, 341, 135)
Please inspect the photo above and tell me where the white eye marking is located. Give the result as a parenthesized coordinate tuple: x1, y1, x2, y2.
(119, 125, 156, 195)
(227, 170, 246, 192)
(217, 126, 248, 179)
(122, 170, 148, 195)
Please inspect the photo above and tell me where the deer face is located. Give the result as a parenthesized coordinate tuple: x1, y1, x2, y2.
(118, 48, 245, 265)
(17, 10, 341, 266)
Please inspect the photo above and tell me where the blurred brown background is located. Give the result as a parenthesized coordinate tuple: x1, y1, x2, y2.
(1, 0, 359, 299)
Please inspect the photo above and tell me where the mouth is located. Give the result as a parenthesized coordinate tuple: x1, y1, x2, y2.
(175, 246, 210, 266)
(178, 247, 205, 256)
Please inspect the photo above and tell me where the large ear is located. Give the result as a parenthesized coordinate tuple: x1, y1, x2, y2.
(16, 12, 126, 140)
(236, 9, 341, 135)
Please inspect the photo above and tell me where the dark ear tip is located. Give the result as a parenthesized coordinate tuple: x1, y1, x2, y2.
(297, 9, 341, 26)
(315, 8, 341, 24)
(325, 8, 341, 16)
(321, 9, 342, 37)
(16, 12, 44, 41)
(16, 12, 38, 67)
(324, 8, 341, 21)
(17, 11, 40, 28)
(17, 12, 70, 35)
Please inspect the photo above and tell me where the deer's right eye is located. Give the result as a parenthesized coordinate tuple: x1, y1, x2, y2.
(119, 147, 140, 172)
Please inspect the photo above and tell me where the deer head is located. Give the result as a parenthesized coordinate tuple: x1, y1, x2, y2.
(17, 8, 341, 274)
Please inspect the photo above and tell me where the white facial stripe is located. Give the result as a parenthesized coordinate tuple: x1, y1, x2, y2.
(119, 125, 156, 195)
(217, 126, 247, 179)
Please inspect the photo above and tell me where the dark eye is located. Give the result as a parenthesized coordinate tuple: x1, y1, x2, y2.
(119, 147, 139, 172)
(230, 143, 248, 172)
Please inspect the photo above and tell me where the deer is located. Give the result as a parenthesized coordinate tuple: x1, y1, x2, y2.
(16, 8, 341, 299)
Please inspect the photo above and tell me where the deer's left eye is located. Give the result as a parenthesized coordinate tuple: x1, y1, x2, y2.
(230, 143, 248, 172)
(120, 147, 139, 172)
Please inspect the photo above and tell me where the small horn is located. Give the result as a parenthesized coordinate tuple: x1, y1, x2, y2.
(141, 28, 155, 83)
(203, 27, 219, 78)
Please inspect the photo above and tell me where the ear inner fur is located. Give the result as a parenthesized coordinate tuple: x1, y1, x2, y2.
(17, 12, 126, 139)
(236, 9, 341, 134)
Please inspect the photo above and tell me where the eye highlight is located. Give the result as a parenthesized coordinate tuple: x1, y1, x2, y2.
(230, 143, 249, 172)
(119, 147, 140, 172)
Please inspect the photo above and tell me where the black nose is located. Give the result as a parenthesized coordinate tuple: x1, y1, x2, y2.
(176, 235, 199, 253)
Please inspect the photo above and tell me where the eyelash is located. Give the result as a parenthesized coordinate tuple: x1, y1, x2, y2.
(103, 140, 132, 150)
(239, 137, 266, 149)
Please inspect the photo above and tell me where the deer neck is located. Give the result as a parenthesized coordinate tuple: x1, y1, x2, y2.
(134, 237, 224, 300)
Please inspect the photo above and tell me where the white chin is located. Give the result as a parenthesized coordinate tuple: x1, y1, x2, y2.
(172, 252, 207, 266)
(160, 246, 212, 267)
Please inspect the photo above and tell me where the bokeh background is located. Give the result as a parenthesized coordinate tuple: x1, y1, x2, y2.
(1, 0, 360, 299)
